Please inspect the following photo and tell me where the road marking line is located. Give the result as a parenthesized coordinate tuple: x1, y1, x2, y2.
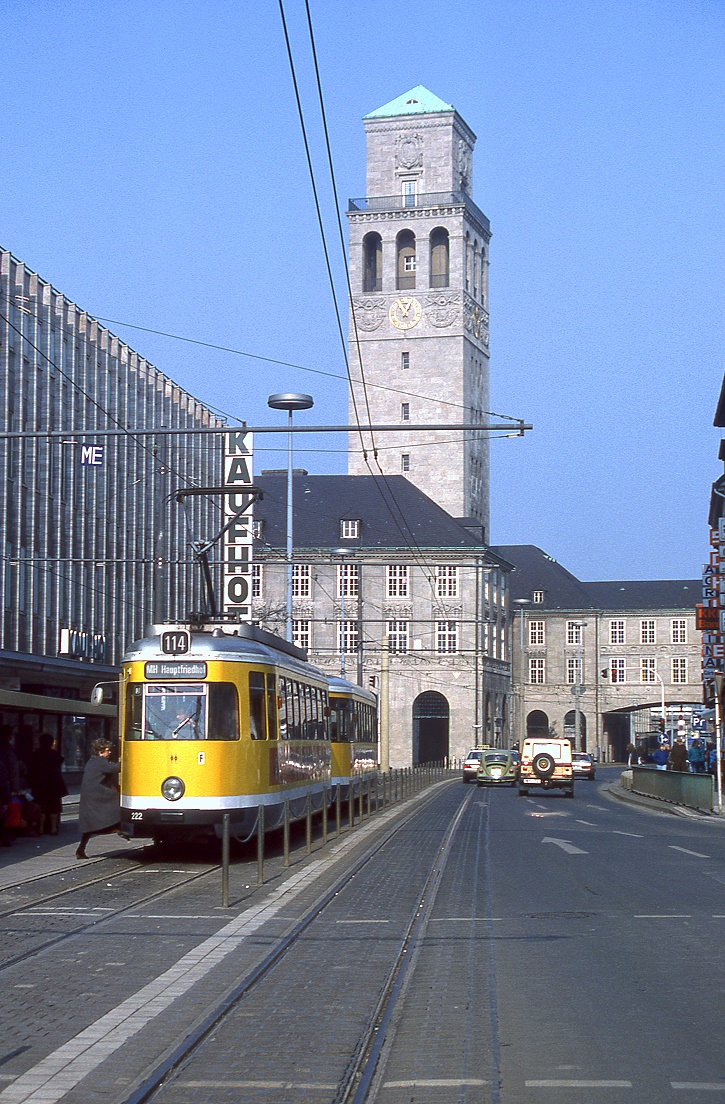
(429, 917, 504, 922)
(670, 846, 710, 858)
(542, 837, 588, 855)
(671, 1084, 725, 1091)
(0, 813, 387, 1104)
(635, 914, 692, 919)
(576, 820, 597, 826)
(585, 804, 607, 810)
(528, 812, 569, 818)
(526, 1080, 632, 1088)
(384, 1080, 489, 1088)
(613, 831, 644, 837)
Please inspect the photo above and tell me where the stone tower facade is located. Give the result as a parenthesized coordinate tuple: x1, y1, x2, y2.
(347, 86, 491, 537)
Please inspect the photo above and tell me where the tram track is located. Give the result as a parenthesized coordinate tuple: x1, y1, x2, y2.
(0, 859, 223, 975)
(110, 779, 466, 1104)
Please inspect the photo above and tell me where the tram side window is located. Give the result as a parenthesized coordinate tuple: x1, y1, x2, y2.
(279, 677, 288, 739)
(248, 673, 267, 740)
(286, 680, 301, 741)
(266, 674, 277, 739)
(125, 685, 143, 740)
(209, 684, 240, 740)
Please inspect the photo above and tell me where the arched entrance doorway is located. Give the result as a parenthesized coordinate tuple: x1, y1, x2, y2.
(526, 710, 549, 739)
(564, 710, 587, 750)
(412, 692, 450, 764)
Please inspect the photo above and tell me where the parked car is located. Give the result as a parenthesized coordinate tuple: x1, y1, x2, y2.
(572, 751, 596, 780)
(477, 750, 519, 786)
(462, 748, 486, 783)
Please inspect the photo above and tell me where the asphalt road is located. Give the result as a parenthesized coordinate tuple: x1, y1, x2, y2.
(490, 765, 725, 1102)
(3, 769, 724, 1104)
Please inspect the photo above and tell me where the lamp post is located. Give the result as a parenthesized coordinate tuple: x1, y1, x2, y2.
(570, 621, 588, 752)
(267, 393, 314, 643)
(653, 670, 667, 743)
(513, 599, 531, 744)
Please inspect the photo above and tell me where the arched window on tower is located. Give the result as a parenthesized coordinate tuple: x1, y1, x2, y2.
(362, 232, 382, 293)
(396, 230, 416, 291)
(464, 233, 471, 293)
(481, 246, 488, 305)
(429, 228, 449, 289)
(473, 238, 479, 298)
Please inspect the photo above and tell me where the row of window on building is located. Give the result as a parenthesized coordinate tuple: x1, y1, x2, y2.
(289, 618, 505, 659)
(253, 563, 485, 601)
(527, 619, 689, 647)
(529, 656, 691, 685)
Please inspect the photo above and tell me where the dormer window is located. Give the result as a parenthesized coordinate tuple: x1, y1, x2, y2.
(532, 590, 544, 604)
(340, 519, 359, 539)
(405, 98, 421, 105)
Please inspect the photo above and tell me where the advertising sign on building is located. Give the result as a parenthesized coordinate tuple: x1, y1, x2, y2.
(223, 430, 254, 619)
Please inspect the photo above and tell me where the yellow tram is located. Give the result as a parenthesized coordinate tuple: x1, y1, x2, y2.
(119, 623, 378, 842)
(328, 676, 378, 798)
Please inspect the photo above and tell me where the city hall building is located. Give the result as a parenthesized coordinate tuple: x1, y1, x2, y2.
(251, 473, 512, 766)
(0, 248, 224, 771)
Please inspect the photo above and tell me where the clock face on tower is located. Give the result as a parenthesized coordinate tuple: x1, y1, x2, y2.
(389, 296, 422, 330)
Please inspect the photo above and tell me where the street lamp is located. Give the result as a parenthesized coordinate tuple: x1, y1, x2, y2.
(267, 393, 314, 643)
(513, 598, 531, 743)
(570, 621, 588, 752)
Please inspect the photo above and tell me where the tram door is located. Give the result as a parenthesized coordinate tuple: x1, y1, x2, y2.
(413, 691, 450, 765)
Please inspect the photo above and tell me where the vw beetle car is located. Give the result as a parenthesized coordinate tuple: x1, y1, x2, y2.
(476, 750, 519, 786)
(518, 738, 574, 797)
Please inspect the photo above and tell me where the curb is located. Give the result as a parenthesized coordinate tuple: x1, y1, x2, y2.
(604, 779, 724, 823)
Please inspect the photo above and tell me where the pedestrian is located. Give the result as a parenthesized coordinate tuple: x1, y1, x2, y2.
(652, 744, 669, 770)
(0, 726, 20, 794)
(76, 738, 120, 860)
(626, 742, 636, 766)
(0, 756, 12, 847)
(28, 733, 68, 835)
(688, 738, 706, 775)
(667, 737, 688, 773)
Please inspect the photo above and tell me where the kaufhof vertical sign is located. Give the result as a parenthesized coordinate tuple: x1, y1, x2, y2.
(223, 430, 254, 618)
(700, 516, 725, 685)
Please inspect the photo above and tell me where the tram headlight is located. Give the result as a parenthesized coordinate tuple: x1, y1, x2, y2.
(161, 776, 185, 802)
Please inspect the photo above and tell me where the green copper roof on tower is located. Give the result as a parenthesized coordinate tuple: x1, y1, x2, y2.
(364, 86, 454, 119)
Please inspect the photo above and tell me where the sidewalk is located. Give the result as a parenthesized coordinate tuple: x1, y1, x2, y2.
(605, 768, 725, 823)
(0, 800, 144, 890)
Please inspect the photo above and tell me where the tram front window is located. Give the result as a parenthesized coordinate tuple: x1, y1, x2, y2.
(145, 685, 206, 741)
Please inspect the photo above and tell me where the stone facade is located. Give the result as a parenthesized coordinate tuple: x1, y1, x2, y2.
(252, 474, 512, 766)
(495, 546, 703, 760)
(346, 88, 491, 538)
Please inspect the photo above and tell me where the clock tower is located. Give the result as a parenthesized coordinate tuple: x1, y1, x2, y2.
(347, 86, 491, 535)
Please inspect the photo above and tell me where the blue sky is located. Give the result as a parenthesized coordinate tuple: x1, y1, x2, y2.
(1, 0, 723, 580)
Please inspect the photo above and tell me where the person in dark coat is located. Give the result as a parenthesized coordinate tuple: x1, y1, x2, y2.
(668, 738, 689, 773)
(28, 733, 68, 835)
(76, 738, 120, 859)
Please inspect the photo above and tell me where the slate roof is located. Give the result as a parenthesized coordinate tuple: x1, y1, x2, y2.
(255, 474, 507, 559)
(364, 86, 454, 119)
(491, 545, 698, 612)
(491, 545, 593, 608)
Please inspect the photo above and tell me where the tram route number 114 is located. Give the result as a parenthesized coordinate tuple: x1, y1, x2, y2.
(161, 631, 191, 656)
